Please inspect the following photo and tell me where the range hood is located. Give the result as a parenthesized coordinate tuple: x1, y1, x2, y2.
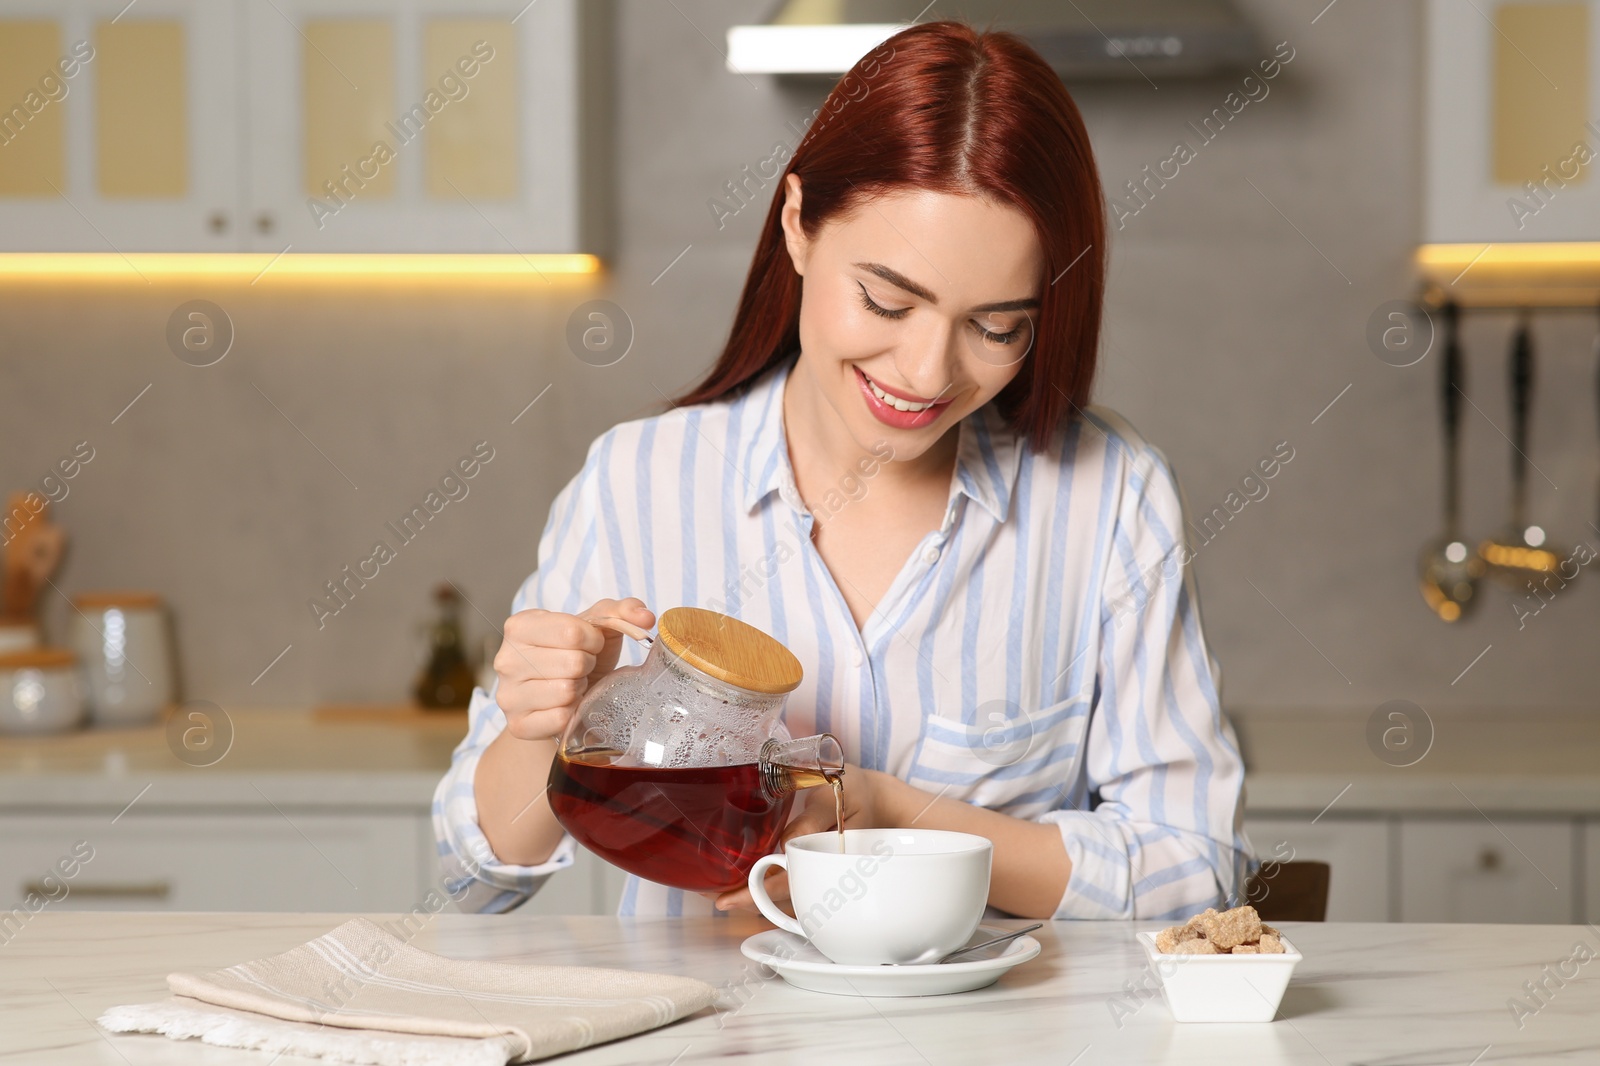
(727, 0, 1260, 78)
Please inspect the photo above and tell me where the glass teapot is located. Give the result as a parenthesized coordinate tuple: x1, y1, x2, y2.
(547, 606, 843, 892)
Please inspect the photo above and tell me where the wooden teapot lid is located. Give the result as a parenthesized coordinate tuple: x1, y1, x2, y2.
(657, 607, 802, 695)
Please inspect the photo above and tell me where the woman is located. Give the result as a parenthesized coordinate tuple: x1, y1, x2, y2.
(434, 21, 1252, 921)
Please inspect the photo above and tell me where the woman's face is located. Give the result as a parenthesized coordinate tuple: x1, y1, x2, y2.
(780, 174, 1043, 462)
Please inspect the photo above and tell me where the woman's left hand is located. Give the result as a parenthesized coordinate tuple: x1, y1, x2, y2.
(710, 764, 905, 913)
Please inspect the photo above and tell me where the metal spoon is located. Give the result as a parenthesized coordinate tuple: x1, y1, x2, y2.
(936, 922, 1044, 964)
(1478, 311, 1566, 583)
(1419, 302, 1484, 621)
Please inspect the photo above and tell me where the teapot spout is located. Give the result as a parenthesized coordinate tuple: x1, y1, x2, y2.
(759, 733, 844, 796)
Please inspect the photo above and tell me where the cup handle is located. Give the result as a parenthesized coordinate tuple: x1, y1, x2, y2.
(747, 854, 804, 936)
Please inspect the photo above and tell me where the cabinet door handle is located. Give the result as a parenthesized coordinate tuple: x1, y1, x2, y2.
(208, 211, 229, 234)
(1477, 848, 1502, 871)
(255, 211, 275, 234)
(23, 880, 171, 899)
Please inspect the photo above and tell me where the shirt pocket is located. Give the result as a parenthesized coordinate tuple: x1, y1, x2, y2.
(905, 695, 1092, 817)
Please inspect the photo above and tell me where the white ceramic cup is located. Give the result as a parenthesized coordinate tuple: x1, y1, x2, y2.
(746, 828, 992, 966)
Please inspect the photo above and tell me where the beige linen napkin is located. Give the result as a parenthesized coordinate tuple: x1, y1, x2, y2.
(97, 917, 717, 1066)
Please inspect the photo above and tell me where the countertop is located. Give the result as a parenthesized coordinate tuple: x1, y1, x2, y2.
(4, 705, 1600, 815)
(3, 912, 1596, 1064)
(1231, 707, 1600, 814)
(0, 708, 464, 809)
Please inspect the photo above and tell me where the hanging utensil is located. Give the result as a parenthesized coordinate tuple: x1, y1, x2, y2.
(1478, 310, 1565, 582)
(1419, 302, 1484, 621)
(1593, 302, 1600, 531)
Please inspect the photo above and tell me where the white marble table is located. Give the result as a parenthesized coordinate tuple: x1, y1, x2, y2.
(4, 913, 1597, 1064)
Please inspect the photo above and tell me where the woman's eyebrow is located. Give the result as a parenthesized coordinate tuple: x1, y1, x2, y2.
(852, 261, 1038, 312)
(854, 261, 937, 302)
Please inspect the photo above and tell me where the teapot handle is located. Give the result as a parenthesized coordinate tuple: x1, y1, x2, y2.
(580, 612, 655, 647)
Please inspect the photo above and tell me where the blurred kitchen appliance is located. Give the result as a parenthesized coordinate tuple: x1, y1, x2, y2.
(728, 0, 1258, 77)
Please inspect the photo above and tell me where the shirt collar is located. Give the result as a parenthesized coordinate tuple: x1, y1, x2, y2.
(738, 352, 1023, 525)
(950, 399, 1023, 525)
(737, 354, 802, 516)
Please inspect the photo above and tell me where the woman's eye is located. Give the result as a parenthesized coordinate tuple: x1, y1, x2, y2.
(972, 318, 1024, 345)
(857, 283, 910, 320)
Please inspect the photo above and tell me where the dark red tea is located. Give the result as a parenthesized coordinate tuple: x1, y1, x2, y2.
(548, 751, 796, 892)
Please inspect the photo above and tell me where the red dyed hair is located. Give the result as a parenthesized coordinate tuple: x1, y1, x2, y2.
(671, 20, 1107, 454)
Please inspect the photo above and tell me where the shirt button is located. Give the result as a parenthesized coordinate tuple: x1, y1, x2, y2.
(923, 545, 941, 564)
(850, 646, 864, 667)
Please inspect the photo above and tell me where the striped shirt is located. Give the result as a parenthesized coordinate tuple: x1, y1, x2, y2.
(433, 350, 1254, 920)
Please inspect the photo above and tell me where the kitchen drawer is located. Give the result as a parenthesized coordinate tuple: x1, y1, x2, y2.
(0, 812, 425, 912)
(1398, 818, 1576, 924)
(1244, 817, 1391, 921)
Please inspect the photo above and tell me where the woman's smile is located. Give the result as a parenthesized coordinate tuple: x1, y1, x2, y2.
(853, 365, 955, 429)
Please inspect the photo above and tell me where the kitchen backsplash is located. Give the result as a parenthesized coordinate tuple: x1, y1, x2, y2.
(3, 0, 1597, 711)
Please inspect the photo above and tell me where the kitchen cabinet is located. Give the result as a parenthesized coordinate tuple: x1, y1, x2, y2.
(1239, 815, 1590, 924)
(1243, 816, 1392, 921)
(0, 811, 426, 912)
(0, 708, 638, 917)
(0, 0, 241, 250)
(243, 0, 605, 252)
(1398, 817, 1577, 924)
(0, 0, 606, 253)
(0, 809, 625, 916)
(1424, 0, 1600, 243)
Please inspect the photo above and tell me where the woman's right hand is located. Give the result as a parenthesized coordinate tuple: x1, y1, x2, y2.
(493, 597, 655, 742)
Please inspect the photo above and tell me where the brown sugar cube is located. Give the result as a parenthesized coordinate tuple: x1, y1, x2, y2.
(1173, 908, 1216, 943)
(1257, 932, 1285, 954)
(1261, 923, 1280, 938)
(1199, 905, 1262, 950)
(1231, 943, 1261, 954)
(1156, 918, 1210, 952)
(1170, 937, 1223, 955)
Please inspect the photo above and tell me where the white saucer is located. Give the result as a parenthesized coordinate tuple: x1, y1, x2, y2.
(738, 928, 1042, 997)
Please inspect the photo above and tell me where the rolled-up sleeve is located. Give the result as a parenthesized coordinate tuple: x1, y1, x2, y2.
(432, 441, 606, 913)
(1039, 439, 1254, 921)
